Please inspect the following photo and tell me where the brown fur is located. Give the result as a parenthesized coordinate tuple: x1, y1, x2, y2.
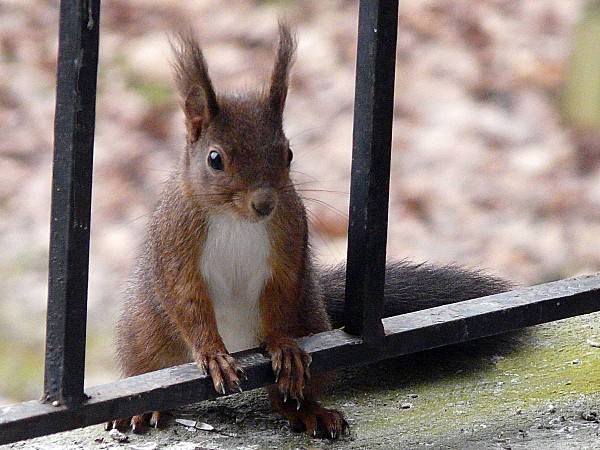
(110, 22, 346, 438)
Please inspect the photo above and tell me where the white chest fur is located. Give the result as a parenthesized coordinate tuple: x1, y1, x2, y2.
(199, 213, 272, 353)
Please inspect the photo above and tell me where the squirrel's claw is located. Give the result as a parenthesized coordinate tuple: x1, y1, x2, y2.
(105, 411, 168, 435)
(198, 350, 243, 395)
(149, 411, 162, 428)
(236, 366, 248, 381)
(265, 337, 311, 402)
(293, 406, 348, 440)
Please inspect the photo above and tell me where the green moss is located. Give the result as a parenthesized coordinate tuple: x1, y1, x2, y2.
(322, 314, 600, 441)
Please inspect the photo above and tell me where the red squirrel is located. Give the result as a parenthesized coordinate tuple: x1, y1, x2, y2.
(109, 23, 510, 439)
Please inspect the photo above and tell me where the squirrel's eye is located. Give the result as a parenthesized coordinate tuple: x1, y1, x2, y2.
(287, 149, 293, 167)
(208, 150, 224, 171)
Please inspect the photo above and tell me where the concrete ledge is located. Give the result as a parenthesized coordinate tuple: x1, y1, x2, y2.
(4, 312, 600, 449)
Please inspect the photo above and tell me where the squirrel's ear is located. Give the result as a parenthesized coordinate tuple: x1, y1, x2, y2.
(268, 21, 296, 120)
(170, 28, 219, 143)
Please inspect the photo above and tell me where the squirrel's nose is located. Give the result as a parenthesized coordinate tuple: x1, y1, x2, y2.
(250, 188, 277, 218)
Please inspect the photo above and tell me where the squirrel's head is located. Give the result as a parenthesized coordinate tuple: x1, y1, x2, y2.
(171, 22, 296, 222)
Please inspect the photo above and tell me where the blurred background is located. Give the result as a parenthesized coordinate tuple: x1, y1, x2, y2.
(1, 0, 599, 405)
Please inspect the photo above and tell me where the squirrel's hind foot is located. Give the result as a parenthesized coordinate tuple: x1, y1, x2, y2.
(268, 383, 349, 440)
(287, 402, 348, 439)
(105, 410, 166, 434)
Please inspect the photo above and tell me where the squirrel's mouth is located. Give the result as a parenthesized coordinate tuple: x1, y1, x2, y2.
(230, 188, 278, 222)
(251, 199, 276, 218)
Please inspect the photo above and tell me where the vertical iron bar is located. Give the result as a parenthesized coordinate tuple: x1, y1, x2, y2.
(344, 0, 398, 340)
(43, 0, 100, 407)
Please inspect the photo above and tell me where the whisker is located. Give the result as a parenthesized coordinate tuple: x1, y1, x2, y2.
(280, 180, 323, 192)
(282, 179, 349, 192)
(305, 209, 335, 248)
(95, 212, 153, 238)
(189, 191, 228, 196)
(289, 171, 319, 184)
(301, 197, 349, 220)
(288, 174, 351, 187)
(295, 188, 349, 196)
(288, 125, 328, 143)
(189, 194, 231, 202)
(284, 178, 319, 187)
(146, 168, 174, 173)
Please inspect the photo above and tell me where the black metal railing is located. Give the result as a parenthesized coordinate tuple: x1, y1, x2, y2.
(344, 0, 398, 341)
(44, 0, 100, 410)
(1, 0, 599, 445)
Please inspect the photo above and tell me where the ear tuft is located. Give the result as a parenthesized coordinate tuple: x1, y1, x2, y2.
(170, 27, 219, 142)
(268, 21, 297, 119)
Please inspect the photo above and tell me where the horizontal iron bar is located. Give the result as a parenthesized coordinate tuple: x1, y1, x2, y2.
(2, 273, 600, 445)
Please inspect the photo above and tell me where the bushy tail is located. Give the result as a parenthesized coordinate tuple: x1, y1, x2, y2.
(319, 261, 512, 329)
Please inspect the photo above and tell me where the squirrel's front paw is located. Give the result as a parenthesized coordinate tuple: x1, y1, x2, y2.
(265, 337, 311, 404)
(197, 351, 244, 395)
